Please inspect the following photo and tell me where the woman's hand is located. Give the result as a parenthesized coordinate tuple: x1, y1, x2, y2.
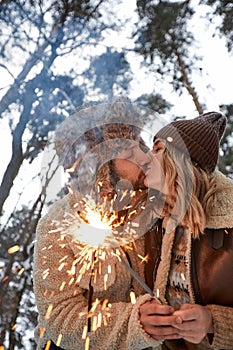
(172, 304, 213, 344)
(139, 300, 181, 341)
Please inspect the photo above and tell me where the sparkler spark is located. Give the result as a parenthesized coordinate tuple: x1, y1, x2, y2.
(39, 327, 45, 339)
(138, 254, 149, 264)
(130, 290, 136, 304)
(84, 336, 90, 350)
(45, 304, 53, 320)
(18, 268, 24, 276)
(56, 334, 63, 347)
(8, 245, 20, 254)
(44, 340, 51, 350)
(82, 325, 88, 340)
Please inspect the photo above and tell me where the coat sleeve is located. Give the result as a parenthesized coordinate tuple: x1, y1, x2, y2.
(33, 200, 161, 350)
(206, 304, 233, 349)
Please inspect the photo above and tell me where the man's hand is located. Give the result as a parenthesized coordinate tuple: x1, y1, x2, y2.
(139, 300, 181, 341)
(172, 304, 214, 344)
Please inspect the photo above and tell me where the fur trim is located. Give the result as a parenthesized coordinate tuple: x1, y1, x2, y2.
(154, 229, 176, 304)
(206, 171, 233, 229)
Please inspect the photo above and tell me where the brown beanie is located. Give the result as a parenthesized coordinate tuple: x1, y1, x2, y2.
(154, 112, 227, 173)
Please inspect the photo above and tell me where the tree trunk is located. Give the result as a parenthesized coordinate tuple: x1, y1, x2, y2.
(175, 49, 204, 114)
(0, 255, 14, 346)
(8, 276, 27, 350)
(0, 194, 45, 348)
(0, 26, 65, 216)
(0, 20, 61, 117)
(0, 100, 33, 216)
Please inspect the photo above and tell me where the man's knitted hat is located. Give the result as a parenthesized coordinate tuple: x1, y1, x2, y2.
(55, 97, 149, 171)
(154, 112, 227, 173)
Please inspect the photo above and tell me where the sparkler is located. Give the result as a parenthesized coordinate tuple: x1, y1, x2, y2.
(119, 256, 161, 303)
(55, 193, 162, 301)
(46, 191, 161, 350)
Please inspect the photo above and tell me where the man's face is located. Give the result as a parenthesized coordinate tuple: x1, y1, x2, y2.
(113, 140, 150, 190)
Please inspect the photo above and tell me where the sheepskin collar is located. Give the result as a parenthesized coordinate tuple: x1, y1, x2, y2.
(206, 171, 233, 229)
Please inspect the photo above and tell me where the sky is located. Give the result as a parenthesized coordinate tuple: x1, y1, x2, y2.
(128, 4, 233, 117)
(99, 0, 233, 119)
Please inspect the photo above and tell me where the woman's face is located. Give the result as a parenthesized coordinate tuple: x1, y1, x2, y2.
(114, 140, 169, 194)
(144, 140, 167, 194)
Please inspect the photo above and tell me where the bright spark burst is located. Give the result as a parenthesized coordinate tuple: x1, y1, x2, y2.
(69, 196, 125, 248)
(44, 192, 151, 350)
(48, 194, 143, 287)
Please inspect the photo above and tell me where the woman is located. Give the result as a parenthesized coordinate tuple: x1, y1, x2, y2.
(139, 112, 233, 349)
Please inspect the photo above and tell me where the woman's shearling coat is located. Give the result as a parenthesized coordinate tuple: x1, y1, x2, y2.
(155, 171, 233, 350)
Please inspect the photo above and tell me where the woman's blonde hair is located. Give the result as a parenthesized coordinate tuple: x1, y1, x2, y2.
(160, 139, 217, 238)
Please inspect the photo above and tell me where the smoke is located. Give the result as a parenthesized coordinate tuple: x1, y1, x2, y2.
(40, 97, 194, 243)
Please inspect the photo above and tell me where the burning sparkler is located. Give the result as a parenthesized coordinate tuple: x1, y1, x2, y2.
(50, 192, 161, 300)
(46, 191, 161, 350)
(119, 256, 161, 303)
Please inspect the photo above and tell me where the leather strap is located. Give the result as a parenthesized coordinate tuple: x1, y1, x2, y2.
(206, 228, 224, 250)
(144, 219, 163, 290)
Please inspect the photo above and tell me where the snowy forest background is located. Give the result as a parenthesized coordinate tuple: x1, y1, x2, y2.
(0, 0, 233, 349)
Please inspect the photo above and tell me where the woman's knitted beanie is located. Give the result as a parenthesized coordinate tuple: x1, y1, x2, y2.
(154, 112, 227, 173)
